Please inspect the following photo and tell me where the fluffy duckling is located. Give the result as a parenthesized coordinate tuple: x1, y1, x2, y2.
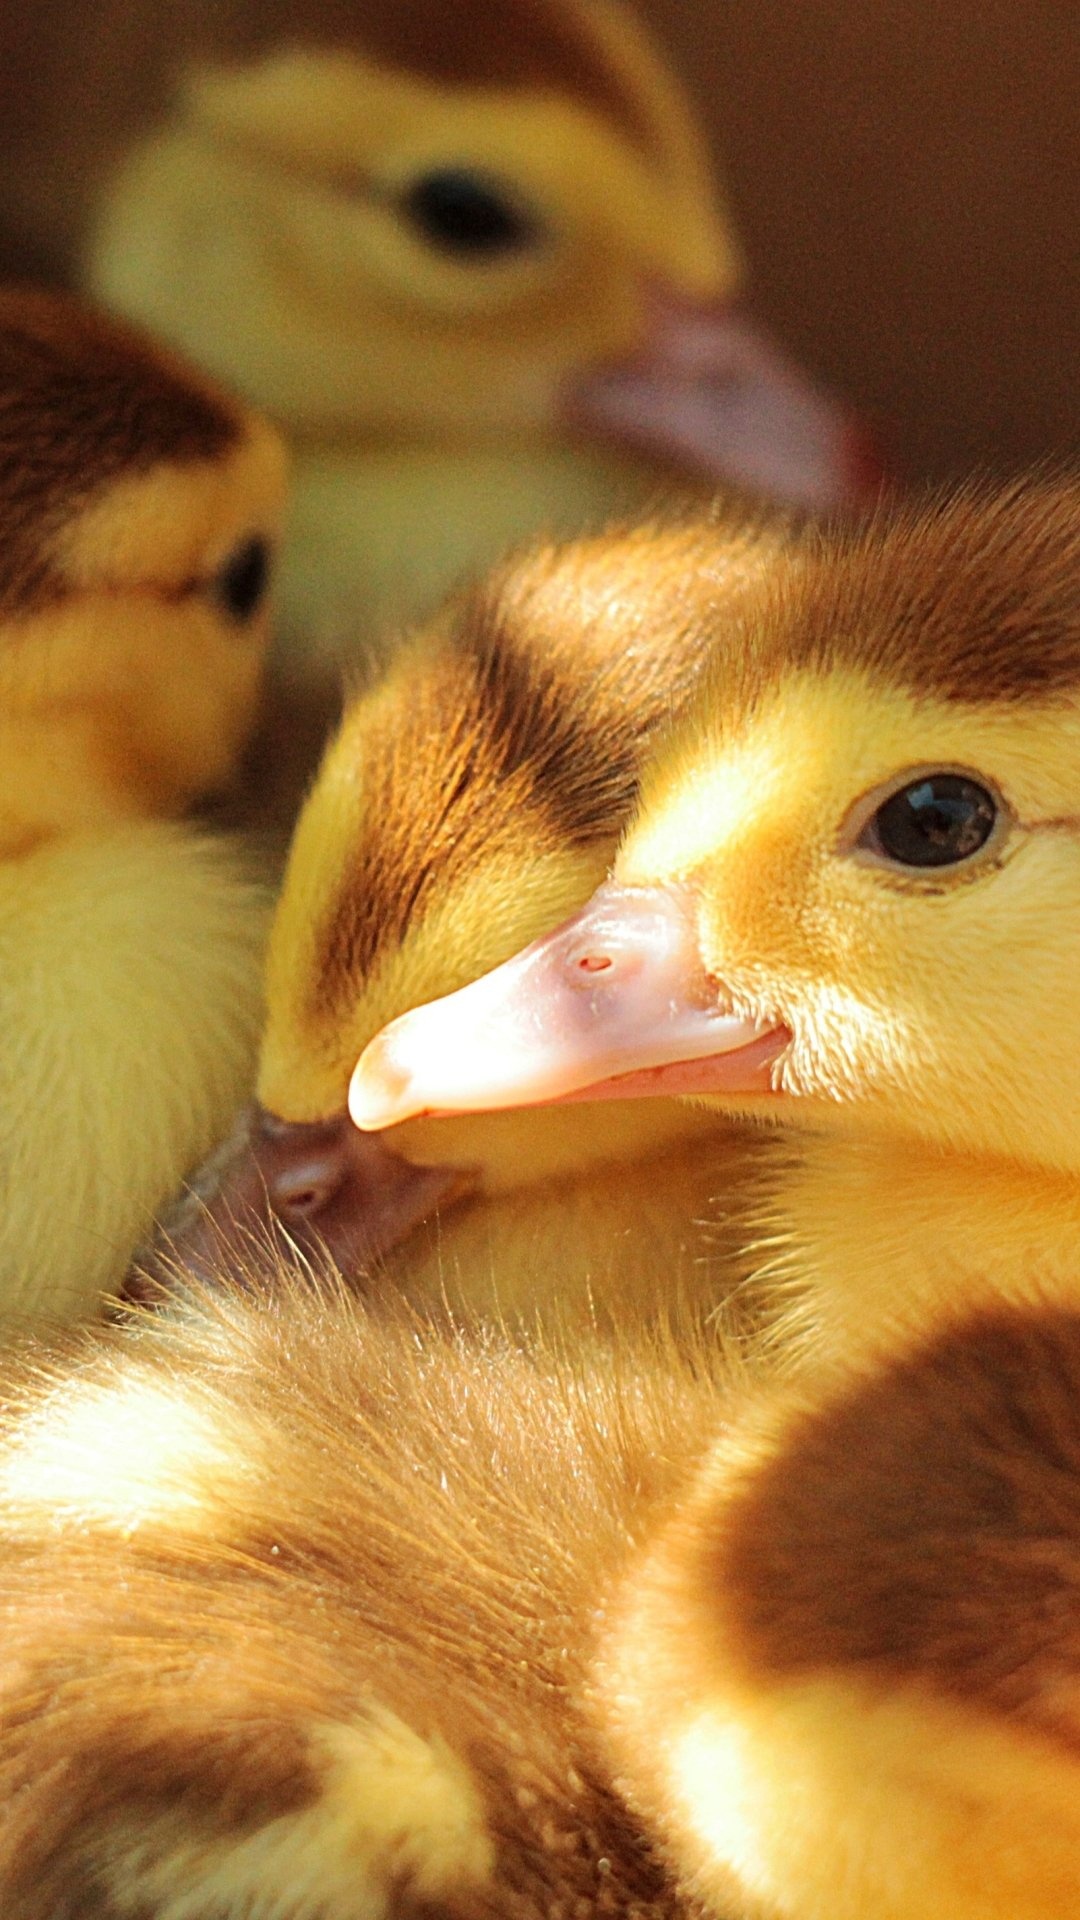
(84, 0, 872, 669)
(0, 287, 287, 1319)
(166, 513, 783, 1328)
(0, 286, 286, 856)
(352, 476, 1080, 1916)
(3, 1277, 1080, 1915)
(0, 1275, 747, 1920)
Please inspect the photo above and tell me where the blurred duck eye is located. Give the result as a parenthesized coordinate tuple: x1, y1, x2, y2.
(213, 535, 271, 624)
(858, 772, 998, 869)
(399, 168, 539, 256)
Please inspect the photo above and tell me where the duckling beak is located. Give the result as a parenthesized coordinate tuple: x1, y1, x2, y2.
(130, 1107, 473, 1293)
(565, 286, 882, 513)
(349, 883, 787, 1129)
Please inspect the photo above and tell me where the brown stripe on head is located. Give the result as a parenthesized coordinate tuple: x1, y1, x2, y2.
(309, 513, 781, 1028)
(0, 288, 243, 619)
(214, 0, 661, 158)
(708, 1302, 1080, 1747)
(756, 476, 1080, 710)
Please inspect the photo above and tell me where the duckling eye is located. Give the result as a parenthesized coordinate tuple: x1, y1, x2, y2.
(859, 773, 998, 870)
(399, 168, 539, 257)
(212, 535, 271, 623)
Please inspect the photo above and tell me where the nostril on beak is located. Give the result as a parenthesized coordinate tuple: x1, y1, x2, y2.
(251, 1111, 352, 1225)
(575, 952, 613, 974)
(268, 1157, 344, 1220)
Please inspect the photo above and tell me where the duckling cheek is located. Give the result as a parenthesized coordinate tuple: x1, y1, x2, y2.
(121, 594, 269, 804)
(45, 588, 267, 807)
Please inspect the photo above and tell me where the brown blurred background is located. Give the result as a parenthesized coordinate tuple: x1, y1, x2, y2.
(0, 0, 1075, 484)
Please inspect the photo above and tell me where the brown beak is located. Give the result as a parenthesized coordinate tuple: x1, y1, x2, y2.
(565, 284, 885, 513)
(126, 1105, 473, 1300)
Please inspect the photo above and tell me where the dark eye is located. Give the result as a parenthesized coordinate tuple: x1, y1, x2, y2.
(399, 168, 538, 257)
(213, 535, 271, 623)
(859, 773, 998, 870)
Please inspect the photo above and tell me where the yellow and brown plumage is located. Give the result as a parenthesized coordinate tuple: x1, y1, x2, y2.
(0, 1278, 737, 1920)
(165, 511, 785, 1328)
(0, 285, 286, 856)
(0, 286, 287, 1321)
(6, 480, 1080, 1915)
(349, 475, 1080, 1917)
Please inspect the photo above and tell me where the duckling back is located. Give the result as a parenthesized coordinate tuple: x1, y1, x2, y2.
(0, 1278, 724, 1920)
(6, 1269, 1080, 1919)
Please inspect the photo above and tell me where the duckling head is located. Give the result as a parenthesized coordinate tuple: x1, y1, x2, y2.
(0, 289, 287, 856)
(87, 0, 869, 513)
(352, 479, 1080, 1178)
(175, 514, 781, 1277)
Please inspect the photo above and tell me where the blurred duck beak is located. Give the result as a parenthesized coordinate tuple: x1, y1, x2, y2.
(565, 285, 883, 513)
(349, 882, 788, 1130)
(129, 1106, 473, 1296)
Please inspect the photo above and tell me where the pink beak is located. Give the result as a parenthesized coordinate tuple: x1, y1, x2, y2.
(349, 882, 788, 1131)
(565, 285, 884, 515)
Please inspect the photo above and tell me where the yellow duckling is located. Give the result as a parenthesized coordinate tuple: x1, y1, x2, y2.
(167, 512, 782, 1328)
(0, 285, 286, 857)
(84, 0, 871, 673)
(353, 476, 1080, 1918)
(0, 286, 287, 1321)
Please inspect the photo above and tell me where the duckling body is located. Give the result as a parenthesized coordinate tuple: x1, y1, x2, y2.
(85, 0, 869, 674)
(0, 287, 286, 1318)
(353, 478, 1080, 1917)
(0, 828, 268, 1324)
(0, 1278, 738, 1920)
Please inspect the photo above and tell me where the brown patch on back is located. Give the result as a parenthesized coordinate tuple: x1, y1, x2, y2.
(0, 287, 242, 619)
(754, 476, 1080, 708)
(312, 515, 775, 1020)
(0, 1282, 720, 1918)
(712, 1301, 1080, 1748)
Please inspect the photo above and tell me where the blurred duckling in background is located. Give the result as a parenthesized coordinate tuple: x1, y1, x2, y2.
(162, 511, 785, 1329)
(354, 476, 1080, 1918)
(0, 286, 286, 856)
(85, 0, 875, 677)
(0, 286, 287, 1321)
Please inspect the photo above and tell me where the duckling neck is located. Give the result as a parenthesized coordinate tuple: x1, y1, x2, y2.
(390, 1127, 765, 1337)
(755, 1130, 1080, 1366)
(280, 441, 680, 650)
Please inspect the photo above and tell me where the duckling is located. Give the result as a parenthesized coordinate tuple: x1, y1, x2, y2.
(167, 511, 783, 1329)
(0, 1274, 744, 1920)
(350, 476, 1080, 1352)
(0, 285, 287, 856)
(84, 0, 873, 675)
(0, 287, 287, 1319)
(352, 476, 1080, 1916)
(4, 1274, 1080, 1916)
